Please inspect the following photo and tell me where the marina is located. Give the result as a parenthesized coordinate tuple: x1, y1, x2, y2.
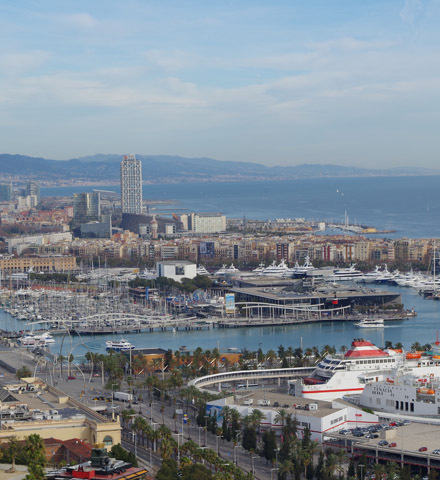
(0, 282, 436, 360)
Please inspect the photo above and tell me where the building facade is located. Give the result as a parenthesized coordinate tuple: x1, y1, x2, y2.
(73, 192, 101, 225)
(120, 154, 142, 214)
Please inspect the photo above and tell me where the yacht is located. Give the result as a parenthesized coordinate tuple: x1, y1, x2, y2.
(360, 265, 382, 283)
(290, 256, 316, 277)
(259, 259, 291, 277)
(215, 264, 240, 275)
(105, 339, 135, 352)
(196, 265, 210, 276)
(252, 263, 266, 274)
(355, 318, 385, 328)
(328, 264, 364, 282)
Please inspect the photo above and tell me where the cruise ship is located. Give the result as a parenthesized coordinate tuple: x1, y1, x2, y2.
(288, 339, 425, 401)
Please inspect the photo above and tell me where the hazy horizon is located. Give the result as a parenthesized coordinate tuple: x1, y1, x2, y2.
(1, 1, 439, 168)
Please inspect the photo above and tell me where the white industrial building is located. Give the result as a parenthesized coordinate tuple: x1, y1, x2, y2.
(207, 393, 378, 442)
(156, 260, 197, 281)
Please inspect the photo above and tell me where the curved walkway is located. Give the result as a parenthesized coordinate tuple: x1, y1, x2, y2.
(188, 366, 314, 390)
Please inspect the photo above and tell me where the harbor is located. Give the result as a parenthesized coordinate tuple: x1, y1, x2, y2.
(0, 281, 435, 359)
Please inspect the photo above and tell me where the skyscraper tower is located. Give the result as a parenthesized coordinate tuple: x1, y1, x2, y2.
(120, 154, 142, 214)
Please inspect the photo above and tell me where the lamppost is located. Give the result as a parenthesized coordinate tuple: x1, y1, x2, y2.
(150, 402, 157, 423)
(131, 432, 137, 458)
(198, 426, 204, 447)
(151, 422, 158, 452)
(251, 456, 258, 476)
(172, 432, 183, 463)
(234, 445, 240, 465)
(204, 415, 209, 446)
(271, 468, 279, 480)
(359, 464, 364, 480)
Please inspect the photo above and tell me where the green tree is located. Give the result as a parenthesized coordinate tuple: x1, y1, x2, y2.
(24, 434, 46, 480)
(156, 458, 179, 480)
(16, 366, 32, 379)
(5, 438, 21, 473)
(262, 429, 277, 465)
(181, 463, 215, 480)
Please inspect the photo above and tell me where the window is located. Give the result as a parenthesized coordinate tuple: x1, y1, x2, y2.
(103, 436, 113, 446)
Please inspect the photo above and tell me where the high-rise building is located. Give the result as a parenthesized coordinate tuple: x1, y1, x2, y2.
(26, 181, 40, 203)
(0, 183, 12, 201)
(73, 192, 101, 225)
(120, 154, 142, 214)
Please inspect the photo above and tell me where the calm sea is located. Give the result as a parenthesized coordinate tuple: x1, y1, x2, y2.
(42, 175, 440, 239)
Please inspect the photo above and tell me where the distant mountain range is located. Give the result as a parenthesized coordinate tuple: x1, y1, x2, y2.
(0, 153, 437, 185)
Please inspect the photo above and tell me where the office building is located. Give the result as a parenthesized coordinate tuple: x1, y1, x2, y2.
(73, 192, 101, 225)
(181, 213, 226, 233)
(120, 154, 142, 214)
(26, 181, 40, 203)
(0, 183, 12, 201)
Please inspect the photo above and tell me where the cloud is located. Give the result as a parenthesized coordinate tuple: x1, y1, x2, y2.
(143, 50, 200, 71)
(400, 0, 424, 26)
(61, 13, 98, 30)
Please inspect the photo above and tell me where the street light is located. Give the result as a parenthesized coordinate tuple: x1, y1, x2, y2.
(198, 426, 204, 447)
(150, 402, 157, 423)
(204, 415, 209, 446)
(151, 422, 158, 452)
(172, 432, 183, 463)
(251, 456, 258, 476)
(359, 464, 364, 480)
(271, 468, 279, 480)
(131, 432, 137, 458)
(234, 445, 240, 465)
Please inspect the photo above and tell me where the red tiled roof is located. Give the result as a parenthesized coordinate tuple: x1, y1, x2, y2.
(62, 439, 93, 457)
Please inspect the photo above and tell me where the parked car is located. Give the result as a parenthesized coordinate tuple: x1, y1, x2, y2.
(389, 443, 397, 448)
(432, 449, 440, 455)
(419, 446, 428, 452)
(67, 376, 76, 380)
(378, 440, 389, 446)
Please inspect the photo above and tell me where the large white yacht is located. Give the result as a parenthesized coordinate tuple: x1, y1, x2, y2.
(215, 264, 240, 275)
(290, 256, 316, 277)
(259, 259, 291, 277)
(328, 264, 364, 282)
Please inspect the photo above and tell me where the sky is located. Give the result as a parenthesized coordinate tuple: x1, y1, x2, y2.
(1, 0, 439, 168)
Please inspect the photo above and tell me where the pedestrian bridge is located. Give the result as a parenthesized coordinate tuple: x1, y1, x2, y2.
(188, 366, 314, 390)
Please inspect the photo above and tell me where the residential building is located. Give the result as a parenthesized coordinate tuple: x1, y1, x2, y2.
(120, 154, 142, 214)
(0, 183, 12, 201)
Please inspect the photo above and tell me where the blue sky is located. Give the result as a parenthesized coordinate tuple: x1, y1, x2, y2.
(1, 0, 439, 168)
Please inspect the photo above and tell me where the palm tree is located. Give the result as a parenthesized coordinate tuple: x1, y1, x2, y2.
(278, 459, 294, 480)
(274, 409, 288, 430)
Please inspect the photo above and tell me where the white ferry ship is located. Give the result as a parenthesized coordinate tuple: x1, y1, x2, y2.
(355, 318, 385, 328)
(289, 339, 410, 401)
(106, 339, 135, 352)
(360, 368, 440, 416)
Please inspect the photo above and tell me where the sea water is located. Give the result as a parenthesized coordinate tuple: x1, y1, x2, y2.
(42, 175, 440, 238)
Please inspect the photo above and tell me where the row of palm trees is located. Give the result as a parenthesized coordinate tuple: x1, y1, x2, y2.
(122, 412, 252, 479)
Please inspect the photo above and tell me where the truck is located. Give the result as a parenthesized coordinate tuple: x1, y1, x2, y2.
(112, 391, 133, 402)
(243, 399, 254, 406)
(257, 399, 270, 407)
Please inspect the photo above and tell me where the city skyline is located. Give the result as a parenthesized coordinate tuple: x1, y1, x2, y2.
(1, 1, 439, 169)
